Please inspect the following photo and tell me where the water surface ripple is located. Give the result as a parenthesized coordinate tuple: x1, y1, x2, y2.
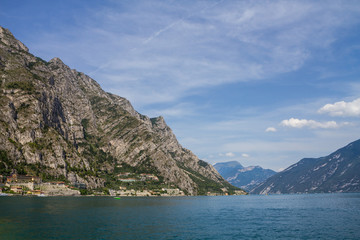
(1, 193, 359, 239)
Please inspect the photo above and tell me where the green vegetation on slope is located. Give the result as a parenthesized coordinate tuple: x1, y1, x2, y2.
(177, 162, 241, 195)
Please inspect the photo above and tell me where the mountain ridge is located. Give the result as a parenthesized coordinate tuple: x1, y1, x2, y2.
(251, 139, 360, 194)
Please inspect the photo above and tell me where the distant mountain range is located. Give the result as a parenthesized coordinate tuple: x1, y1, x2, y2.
(251, 139, 360, 194)
(214, 161, 276, 191)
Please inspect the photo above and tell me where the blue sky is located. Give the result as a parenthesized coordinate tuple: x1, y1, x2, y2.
(1, 0, 360, 171)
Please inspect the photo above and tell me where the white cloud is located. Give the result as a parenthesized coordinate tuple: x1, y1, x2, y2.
(265, 127, 277, 132)
(225, 152, 235, 157)
(280, 118, 338, 129)
(242, 153, 250, 158)
(318, 98, 360, 117)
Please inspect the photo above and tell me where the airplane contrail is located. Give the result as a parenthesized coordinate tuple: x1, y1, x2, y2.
(142, 0, 225, 45)
(89, 0, 225, 76)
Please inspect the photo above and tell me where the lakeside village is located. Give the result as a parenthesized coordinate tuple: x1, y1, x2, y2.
(0, 171, 188, 197)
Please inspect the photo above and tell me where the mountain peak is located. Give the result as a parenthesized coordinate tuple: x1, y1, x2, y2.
(0, 26, 29, 52)
(214, 161, 244, 169)
(49, 57, 64, 65)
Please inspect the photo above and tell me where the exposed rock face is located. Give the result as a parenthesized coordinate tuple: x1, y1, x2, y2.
(251, 139, 360, 194)
(0, 26, 244, 195)
(214, 161, 276, 191)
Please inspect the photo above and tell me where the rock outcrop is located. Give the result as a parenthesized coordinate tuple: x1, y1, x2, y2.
(0, 26, 245, 195)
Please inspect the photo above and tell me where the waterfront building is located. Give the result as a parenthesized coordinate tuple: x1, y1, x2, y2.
(6, 172, 41, 184)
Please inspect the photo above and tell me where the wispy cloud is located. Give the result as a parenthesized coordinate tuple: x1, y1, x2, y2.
(142, 102, 198, 118)
(26, 1, 360, 107)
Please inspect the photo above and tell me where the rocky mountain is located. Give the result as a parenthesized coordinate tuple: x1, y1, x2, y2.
(0, 26, 245, 195)
(214, 161, 244, 180)
(214, 161, 276, 191)
(251, 139, 360, 194)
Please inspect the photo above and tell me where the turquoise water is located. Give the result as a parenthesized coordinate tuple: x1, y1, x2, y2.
(1, 193, 360, 239)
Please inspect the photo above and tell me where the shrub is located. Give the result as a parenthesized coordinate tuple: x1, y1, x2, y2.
(5, 81, 35, 93)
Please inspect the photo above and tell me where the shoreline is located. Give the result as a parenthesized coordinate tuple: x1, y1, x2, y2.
(0, 192, 247, 197)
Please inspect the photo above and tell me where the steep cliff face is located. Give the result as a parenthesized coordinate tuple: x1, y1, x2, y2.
(251, 139, 360, 194)
(0, 26, 243, 195)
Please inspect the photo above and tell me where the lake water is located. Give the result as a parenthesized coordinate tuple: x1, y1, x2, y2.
(1, 193, 360, 239)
